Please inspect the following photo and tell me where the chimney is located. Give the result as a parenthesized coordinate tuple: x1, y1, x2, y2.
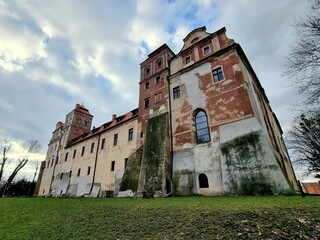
(112, 114, 117, 121)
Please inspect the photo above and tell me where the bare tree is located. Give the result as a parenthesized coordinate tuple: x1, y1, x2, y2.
(287, 112, 320, 178)
(285, 0, 320, 107)
(0, 139, 41, 197)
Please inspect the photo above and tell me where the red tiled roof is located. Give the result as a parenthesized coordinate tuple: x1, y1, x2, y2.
(302, 182, 320, 195)
(67, 108, 138, 146)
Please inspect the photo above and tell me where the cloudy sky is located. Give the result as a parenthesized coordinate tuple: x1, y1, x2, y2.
(0, 0, 311, 179)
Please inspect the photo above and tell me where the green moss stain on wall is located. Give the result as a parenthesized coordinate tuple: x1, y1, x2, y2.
(221, 131, 275, 195)
(141, 113, 168, 197)
(119, 147, 143, 192)
(173, 170, 194, 196)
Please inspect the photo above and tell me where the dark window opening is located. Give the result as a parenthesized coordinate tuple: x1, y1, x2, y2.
(128, 128, 133, 141)
(77, 168, 81, 177)
(73, 150, 76, 159)
(195, 110, 210, 143)
(125, 158, 128, 168)
(60, 173, 63, 179)
(140, 132, 144, 138)
(65, 152, 68, 162)
(186, 56, 191, 64)
(145, 81, 150, 89)
(212, 67, 224, 83)
(113, 134, 118, 146)
(87, 166, 91, 175)
(101, 138, 106, 149)
(81, 146, 85, 156)
(173, 86, 181, 99)
(90, 143, 95, 153)
(145, 67, 150, 76)
(144, 98, 150, 108)
(111, 161, 115, 171)
(69, 171, 72, 178)
(204, 46, 210, 55)
(157, 59, 162, 68)
(155, 76, 160, 85)
(199, 174, 209, 188)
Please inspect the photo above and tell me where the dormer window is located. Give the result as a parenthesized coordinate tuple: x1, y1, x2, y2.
(185, 56, 191, 64)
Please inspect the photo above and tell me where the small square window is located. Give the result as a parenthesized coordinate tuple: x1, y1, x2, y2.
(144, 98, 150, 108)
(145, 81, 150, 89)
(111, 161, 115, 171)
(204, 46, 210, 55)
(185, 56, 191, 64)
(212, 67, 224, 83)
(173, 86, 181, 99)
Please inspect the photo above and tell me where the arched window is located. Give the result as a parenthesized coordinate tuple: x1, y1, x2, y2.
(145, 66, 151, 76)
(156, 58, 163, 69)
(195, 110, 210, 143)
(199, 174, 209, 188)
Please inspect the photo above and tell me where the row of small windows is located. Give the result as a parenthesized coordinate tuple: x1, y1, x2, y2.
(46, 129, 134, 166)
(185, 45, 212, 65)
(145, 76, 161, 90)
(59, 157, 129, 179)
(144, 59, 163, 76)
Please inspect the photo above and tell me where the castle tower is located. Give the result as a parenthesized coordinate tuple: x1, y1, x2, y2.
(138, 44, 175, 140)
(64, 104, 93, 146)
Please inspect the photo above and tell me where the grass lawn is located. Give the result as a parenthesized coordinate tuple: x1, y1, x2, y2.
(0, 196, 319, 239)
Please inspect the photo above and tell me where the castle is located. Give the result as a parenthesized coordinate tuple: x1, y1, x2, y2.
(35, 27, 298, 197)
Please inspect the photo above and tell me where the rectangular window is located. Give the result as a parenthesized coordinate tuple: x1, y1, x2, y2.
(64, 152, 68, 162)
(111, 161, 115, 171)
(90, 142, 95, 153)
(69, 170, 72, 178)
(81, 146, 85, 156)
(101, 138, 106, 150)
(73, 149, 76, 159)
(140, 132, 144, 138)
(128, 128, 133, 141)
(77, 168, 81, 177)
(155, 76, 160, 85)
(204, 46, 210, 55)
(145, 81, 150, 89)
(144, 98, 150, 108)
(173, 86, 181, 99)
(113, 134, 118, 146)
(87, 166, 91, 175)
(125, 158, 128, 168)
(185, 56, 191, 64)
(60, 173, 63, 179)
(155, 92, 162, 103)
(212, 67, 224, 83)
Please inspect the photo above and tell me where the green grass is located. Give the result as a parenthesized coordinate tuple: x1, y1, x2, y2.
(0, 196, 319, 239)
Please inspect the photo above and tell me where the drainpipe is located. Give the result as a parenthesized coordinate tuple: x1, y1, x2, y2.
(89, 134, 101, 195)
(166, 56, 174, 197)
